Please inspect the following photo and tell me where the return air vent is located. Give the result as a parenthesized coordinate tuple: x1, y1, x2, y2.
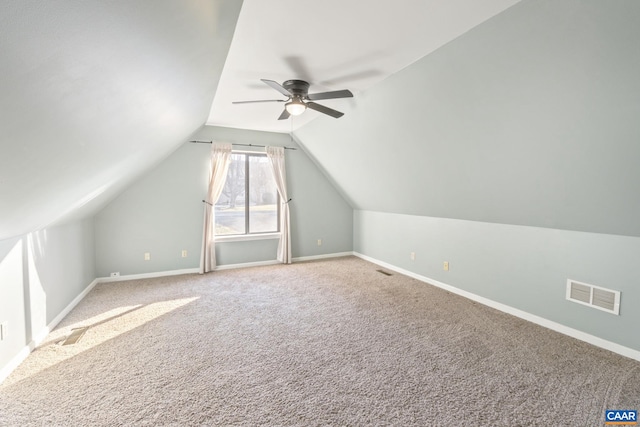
(62, 327, 89, 345)
(566, 279, 620, 315)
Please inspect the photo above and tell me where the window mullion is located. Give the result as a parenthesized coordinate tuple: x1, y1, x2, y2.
(245, 154, 250, 234)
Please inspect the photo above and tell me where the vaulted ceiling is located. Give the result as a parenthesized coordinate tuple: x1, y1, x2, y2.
(10, 0, 638, 241)
(206, 0, 521, 133)
(0, 0, 241, 240)
(0, 0, 521, 241)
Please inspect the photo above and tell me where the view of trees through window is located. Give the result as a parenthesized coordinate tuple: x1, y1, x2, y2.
(215, 153, 279, 235)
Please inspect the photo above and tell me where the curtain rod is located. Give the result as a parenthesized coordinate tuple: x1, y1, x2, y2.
(190, 141, 297, 150)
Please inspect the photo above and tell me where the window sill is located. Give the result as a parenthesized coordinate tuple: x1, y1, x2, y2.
(216, 233, 281, 243)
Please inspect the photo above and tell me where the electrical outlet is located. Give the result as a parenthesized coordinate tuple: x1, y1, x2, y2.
(144, 252, 151, 261)
(110, 272, 120, 278)
(317, 239, 322, 246)
(443, 261, 449, 271)
(410, 252, 416, 261)
(181, 249, 188, 258)
(0, 322, 7, 341)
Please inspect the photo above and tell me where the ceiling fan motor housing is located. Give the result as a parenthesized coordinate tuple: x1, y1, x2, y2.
(282, 80, 310, 97)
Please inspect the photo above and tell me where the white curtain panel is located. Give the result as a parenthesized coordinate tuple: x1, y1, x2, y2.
(200, 143, 232, 274)
(266, 146, 292, 264)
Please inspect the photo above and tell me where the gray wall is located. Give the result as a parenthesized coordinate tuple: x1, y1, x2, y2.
(294, 1, 640, 352)
(355, 210, 640, 351)
(94, 125, 353, 277)
(295, 0, 640, 237)
(0, 218, 95, 372)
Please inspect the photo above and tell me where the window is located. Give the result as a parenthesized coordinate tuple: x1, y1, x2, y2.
(215, 152, 279, 236)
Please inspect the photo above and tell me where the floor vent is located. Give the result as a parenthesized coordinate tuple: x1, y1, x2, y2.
(62, 327, 89, 346)
(377, 269, 392, 276)
(566, 279, 620, 315)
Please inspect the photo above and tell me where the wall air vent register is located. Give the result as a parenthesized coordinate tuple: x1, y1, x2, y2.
(566, 279, 620, 315)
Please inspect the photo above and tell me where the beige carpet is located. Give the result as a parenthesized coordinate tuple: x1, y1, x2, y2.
(1, 256, 639, 426)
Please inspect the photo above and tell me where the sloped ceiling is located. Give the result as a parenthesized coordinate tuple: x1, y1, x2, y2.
(0, 0, 527, 241)
(8, 0, 636, 242)
(0, 0, 242, 240)
(295, 0, 640, 237)
(206, 0, 521, 133)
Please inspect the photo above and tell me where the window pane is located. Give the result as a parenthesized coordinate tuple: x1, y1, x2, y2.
(215, 154, 246, 235)
(248, 155, 278, 233)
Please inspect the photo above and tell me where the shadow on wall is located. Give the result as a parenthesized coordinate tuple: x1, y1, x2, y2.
(0, 232, 51, 359)
(1, 220, 95, 378)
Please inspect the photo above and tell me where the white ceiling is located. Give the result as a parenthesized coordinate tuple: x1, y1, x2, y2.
(206, 0, 521, 133)
(0, 0, 241, 240)
(0, 0, 523, 241)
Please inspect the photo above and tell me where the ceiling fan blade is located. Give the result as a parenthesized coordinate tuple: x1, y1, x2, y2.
(306, 102, 344, 118)
(278, 109, 291, 120)
(232, 99, 286, 104)
(306, 89, 353, 101)
(261, 79, 291, 97)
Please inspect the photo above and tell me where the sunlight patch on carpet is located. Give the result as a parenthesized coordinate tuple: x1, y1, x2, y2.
(2, 297, 199, 386)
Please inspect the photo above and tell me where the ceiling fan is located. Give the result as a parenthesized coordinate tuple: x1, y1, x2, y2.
(233, 79, 353, 120)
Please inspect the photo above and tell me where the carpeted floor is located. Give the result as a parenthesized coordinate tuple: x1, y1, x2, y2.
(1, 256, 639, 426)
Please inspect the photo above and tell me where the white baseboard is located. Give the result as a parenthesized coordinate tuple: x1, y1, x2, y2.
(214, 260, 280, 271)
(293, 251, 354, 263)
(0, 346, 31, 385)
(97, 253, 356, 278)
(97, 268, 200, 283)
(213, 252, 355, 271)
(353, 252, 640, 362)
(45, 278, 99, 338)
(0, 277, 99, 385)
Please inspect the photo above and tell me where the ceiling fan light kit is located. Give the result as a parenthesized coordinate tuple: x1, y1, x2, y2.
(285, 98, 306, 116)
(233, 78, 353, 120)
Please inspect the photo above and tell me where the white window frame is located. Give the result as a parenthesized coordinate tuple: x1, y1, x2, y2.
(215, 151, 280, 241)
